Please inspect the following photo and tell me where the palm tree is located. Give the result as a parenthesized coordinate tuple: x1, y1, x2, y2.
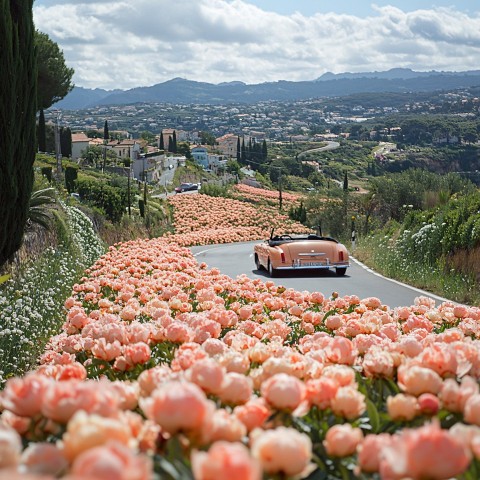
(26, 187, 56, 230)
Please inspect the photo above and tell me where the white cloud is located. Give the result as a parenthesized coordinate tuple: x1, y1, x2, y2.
(33, 0, 480, 90)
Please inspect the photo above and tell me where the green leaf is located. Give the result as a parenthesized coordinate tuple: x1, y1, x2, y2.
(366, 398, 380, 433)
(0, 274, 11, 284)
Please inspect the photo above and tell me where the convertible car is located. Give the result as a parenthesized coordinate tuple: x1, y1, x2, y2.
(254, 232, 350, 277)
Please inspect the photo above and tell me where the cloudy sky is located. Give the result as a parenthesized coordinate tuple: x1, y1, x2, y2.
(33, 0, 480, 91)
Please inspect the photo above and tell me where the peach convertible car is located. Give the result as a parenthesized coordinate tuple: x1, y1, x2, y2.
(254, 232, 350, 277)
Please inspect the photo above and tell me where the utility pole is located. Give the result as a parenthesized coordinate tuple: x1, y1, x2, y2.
(54, 112, 62, 178)
(126, 159, 131, 216)
(278, 169, 283, 211)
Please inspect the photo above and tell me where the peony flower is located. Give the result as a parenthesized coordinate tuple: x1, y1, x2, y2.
(217, 372, 253, 405)
(140, 381, 213, 435)
(380, 421, 471, 480)
(192, 441, 261, 480)
(0, 425, 22, 468)
(250, 426, 312, 476)
(187, 358, 226, 395)
(397, 364, 443, 396)
(324, 424, 363, 457)
(387, 394, 418, 421)
(70, 441, 152, 480)
(2, 374, 50, 417)
(61, 411, 132, 462)
(260, 373, 306, 411)
(20, 443, 68, 476)
(357, 433, 393, 473)
(233, 398, 270, 432)
(330, 386, 366, 420)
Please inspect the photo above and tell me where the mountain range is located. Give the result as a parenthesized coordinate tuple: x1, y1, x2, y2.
(55, 68, 480, 110)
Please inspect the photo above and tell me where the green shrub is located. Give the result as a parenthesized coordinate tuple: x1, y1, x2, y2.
(75, 176, 125, 223)
(64, 165, 78, 193)
(41, 166, 52, 183)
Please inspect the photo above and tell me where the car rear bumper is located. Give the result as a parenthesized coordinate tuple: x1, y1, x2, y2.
(275, 262, 350, 270)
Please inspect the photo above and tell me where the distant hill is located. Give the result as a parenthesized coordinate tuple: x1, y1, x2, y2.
(54, 69, 480, 109)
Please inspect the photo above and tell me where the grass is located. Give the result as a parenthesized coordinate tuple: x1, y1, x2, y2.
(355, 234, 480, 306)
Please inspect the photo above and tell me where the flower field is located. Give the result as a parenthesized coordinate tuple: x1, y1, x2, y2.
(2, 196, 480, 479)
(167, 193, 310, 246)
(231, 184, 302, 207)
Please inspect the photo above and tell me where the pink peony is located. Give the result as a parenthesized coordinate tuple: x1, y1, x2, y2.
(260, 373, 306, 411)
(192, 441, 261, 480)
(380, 421, 471, 480)
(305, 377, 339, 410)
(233, 398, 270, 432)
(61, 411, 132, 462)
(251, 426, 312, 476)
(397, 364, 443, 396)
(330, 386, 366, 420)
(20, 443, 68, 476)
(357, 433, 393, 473)
(217, 372, 253, 405)
(187, 358, 225, 395)
(387, 394, 418, 421)
(71, 441, 152, 480)
(2, 374, 50, 417)
(140, 381, 213, 434)
(0, 425, 22, 468)
(324, 423, 363, 457)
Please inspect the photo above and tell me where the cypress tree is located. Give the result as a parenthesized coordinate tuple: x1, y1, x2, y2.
(168, 136, 173, 153)
(60, 127, 72, 158)
(64, 165, 77, 193)
(262, 139, 268, 162)
(0, 0, 37, 268)
(172, 130, 177, 153)
(241, 138, 246, 164)
(103, 120, 109, 141)
(159, 130, 164, 150)
(236, 136, 241, 163)
(343, 170, 349, 191)
(38, 108, 46, 152)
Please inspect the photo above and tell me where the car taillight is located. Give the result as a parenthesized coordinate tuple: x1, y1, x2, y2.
(280, 252, 286, 263)
(339, 251, 344, 261)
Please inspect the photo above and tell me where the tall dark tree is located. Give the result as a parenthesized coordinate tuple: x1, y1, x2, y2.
(60, 127, 72, 158)
(343, 170, 349, 191)
(172, 130, 177, 153)
(159, 131, 164, 150)
(241, 137, 246, 164)
(38, 108, 46, 152)
(1, 0, 37, 268)
(103, 120, 109, 141)
(262, 139, 268, 162)
(236, 136, 241, 163)
(35, 30, 74, 111)
(168, 136, 173, 153)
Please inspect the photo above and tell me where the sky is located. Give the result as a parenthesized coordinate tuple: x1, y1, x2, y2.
(33, 0, 480, 91)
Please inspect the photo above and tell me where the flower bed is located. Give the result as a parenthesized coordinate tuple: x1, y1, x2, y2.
(2, 235, 480, 479)
(168, 194, 310, 245)
(231, 184, 302, 207)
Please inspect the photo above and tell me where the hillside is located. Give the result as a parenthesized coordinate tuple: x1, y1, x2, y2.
(55, 68, 480, 109)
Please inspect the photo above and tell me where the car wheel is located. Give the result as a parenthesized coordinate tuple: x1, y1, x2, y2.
(268, 259, 277, 277)
(255, 254, 262, 271)
(336, 267, 347, 276)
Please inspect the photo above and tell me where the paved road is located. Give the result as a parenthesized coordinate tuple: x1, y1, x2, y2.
(297, 141, 340, 160)
(190, 241, 451, 309)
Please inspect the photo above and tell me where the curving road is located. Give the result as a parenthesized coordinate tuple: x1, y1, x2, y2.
(297, 141, 340, 160)
(190, 241, 451, 309)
